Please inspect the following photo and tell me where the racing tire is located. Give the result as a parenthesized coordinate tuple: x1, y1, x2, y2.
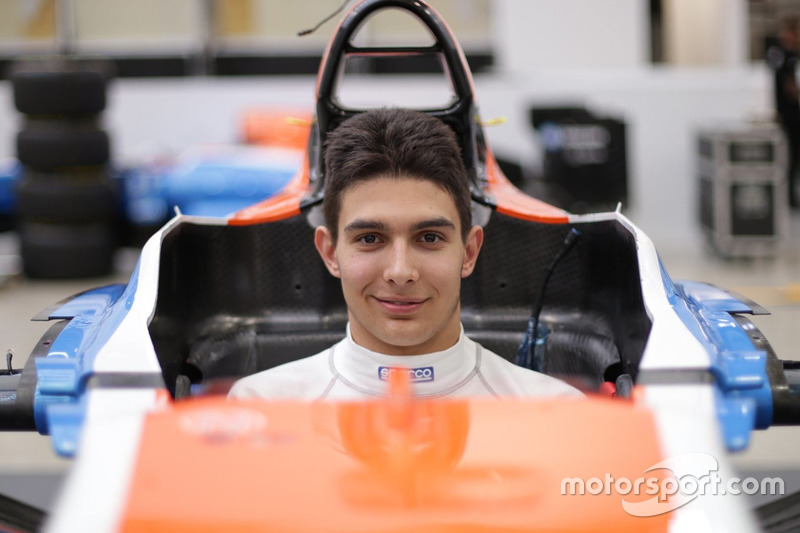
(17, 125, 110, 169)
(10, 64, 109, 116)
(19, 221, 116, 279)
(15, 169, 117, 223)
(0, 492, 44, 533)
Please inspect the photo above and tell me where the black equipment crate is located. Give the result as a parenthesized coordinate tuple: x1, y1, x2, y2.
(529, 106, 628, 214)
(697, 124, 787, 257)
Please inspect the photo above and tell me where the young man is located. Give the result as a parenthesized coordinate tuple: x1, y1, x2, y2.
(229, 108, 581, 400)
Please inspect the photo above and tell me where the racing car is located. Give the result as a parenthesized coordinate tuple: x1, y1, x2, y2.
(1, 0, 799, 531)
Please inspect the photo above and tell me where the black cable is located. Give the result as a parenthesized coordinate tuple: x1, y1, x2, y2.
(298, 0, 351, 36)
(515, 228, 581, 370)
(531, 228, 581, 323)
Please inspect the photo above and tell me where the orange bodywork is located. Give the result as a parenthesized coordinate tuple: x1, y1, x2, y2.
(483, 148, 570, 224)
(241, 108, 313, 151)
(227, 155, 311, 225)
(227, 147, 571, 227)
(119, 386, 669, 532)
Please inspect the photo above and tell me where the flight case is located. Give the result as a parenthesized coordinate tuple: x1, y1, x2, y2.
(698, 124, 788, 257)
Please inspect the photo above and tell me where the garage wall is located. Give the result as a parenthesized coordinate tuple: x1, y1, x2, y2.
(662, 0, 749, 66)
(492, 0, 649, 70)
(0, 0, 776, 249)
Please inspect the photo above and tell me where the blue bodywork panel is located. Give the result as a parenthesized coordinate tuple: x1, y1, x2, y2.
(0, 148, 296, 229)
(123, 148, 297, 225)
(33, 265, 140, 456)
(664, 263, 772, 452)
(0, 159, 20, 216)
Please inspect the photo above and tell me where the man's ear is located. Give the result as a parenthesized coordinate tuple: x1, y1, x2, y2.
(461, 225, 484, 278)
(314, 226, 341, 278)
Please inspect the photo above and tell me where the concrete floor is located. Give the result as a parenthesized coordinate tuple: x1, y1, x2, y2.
(0, 215, 799, 513)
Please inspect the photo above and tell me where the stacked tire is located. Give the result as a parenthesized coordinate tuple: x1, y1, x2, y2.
(11, 61, 118, 278)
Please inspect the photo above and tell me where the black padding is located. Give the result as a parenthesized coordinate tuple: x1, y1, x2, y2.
(150, 215, 347, 390)
(188, 328, 347, 379)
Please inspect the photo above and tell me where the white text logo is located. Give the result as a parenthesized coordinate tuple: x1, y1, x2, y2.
(378, 366, 435, 383)
(560, 453, 784, 517)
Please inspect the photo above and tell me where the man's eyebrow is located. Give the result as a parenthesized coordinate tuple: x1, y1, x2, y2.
(410, 217, 456, 232)
(342, 219, 388, 233)
(342, 217, 456, 233)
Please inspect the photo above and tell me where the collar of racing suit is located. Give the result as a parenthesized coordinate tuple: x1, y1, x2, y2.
(330, 324, 480, 397)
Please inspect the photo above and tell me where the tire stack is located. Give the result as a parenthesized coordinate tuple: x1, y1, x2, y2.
(10, 62, 118, 278)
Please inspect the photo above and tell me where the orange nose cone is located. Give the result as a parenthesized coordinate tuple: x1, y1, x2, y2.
(386, 365, 414, 430)
(335, 371, 471, 507)
(338, 369, 469, 478)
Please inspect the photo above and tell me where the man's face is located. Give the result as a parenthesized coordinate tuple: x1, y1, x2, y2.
(315, 177, 483, 355)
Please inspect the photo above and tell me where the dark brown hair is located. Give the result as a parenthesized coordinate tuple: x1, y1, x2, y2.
(322, 108, 472, 242)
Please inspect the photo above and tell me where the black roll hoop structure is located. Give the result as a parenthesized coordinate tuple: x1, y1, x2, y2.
(305, 0, 493, 207)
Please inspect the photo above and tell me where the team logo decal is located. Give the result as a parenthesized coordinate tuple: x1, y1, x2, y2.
(378, 366, 435, 383)
(179, 407, 267, 437)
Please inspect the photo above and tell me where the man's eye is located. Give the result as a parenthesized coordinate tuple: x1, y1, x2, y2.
(421, 233, 441, 244)
(359, 234, 379, 244)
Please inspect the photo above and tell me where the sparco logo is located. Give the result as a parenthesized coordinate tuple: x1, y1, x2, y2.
(378, 366, 435, 383)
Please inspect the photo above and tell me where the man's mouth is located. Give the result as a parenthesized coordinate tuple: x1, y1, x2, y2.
(374, 297, 426, 313)
(377, 298, 423, 305)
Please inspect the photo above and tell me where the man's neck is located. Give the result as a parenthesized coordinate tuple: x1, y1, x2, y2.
(348, 320, 462, 356)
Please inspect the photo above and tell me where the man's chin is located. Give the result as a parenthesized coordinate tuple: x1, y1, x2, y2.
(378, 325, 459, 356)
(351, 314, 458, 355)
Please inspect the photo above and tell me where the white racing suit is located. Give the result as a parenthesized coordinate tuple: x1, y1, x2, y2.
(228, 325, 583, 400)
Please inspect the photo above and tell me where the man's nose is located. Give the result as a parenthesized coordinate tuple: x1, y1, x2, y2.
(383, 242, 419, 284)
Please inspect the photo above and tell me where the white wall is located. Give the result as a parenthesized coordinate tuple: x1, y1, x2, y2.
(663, 0, 749, 66)
(492, 0, 649, 70)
